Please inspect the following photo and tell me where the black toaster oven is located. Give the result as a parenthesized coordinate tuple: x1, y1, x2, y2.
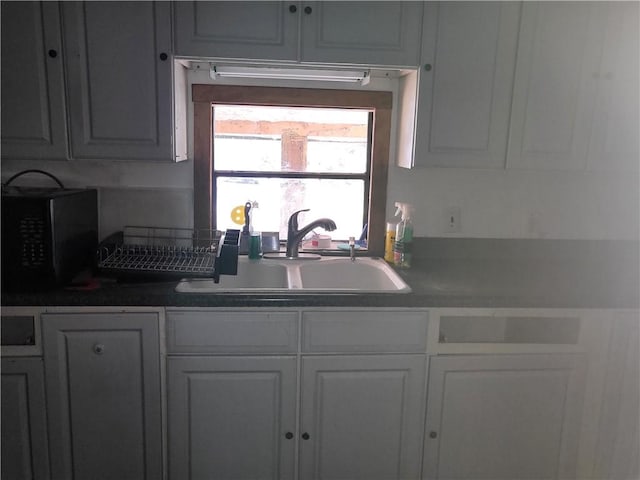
(2, 185, 98, 291)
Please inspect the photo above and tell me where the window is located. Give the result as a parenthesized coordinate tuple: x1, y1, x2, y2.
(193, 85, 392, 255)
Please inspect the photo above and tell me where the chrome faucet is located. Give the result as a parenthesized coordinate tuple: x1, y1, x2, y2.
(286, 209, 337, 258)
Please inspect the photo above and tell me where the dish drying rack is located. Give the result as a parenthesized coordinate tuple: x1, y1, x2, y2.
(97, 226, 240, 281)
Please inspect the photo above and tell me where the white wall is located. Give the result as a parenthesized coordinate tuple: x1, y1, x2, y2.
(2, 69, 638, 241)
(387, 165, 639, 240)
(4, 150, 637, 242)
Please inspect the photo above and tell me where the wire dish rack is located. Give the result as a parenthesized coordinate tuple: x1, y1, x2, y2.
(97, 226, 239, 279)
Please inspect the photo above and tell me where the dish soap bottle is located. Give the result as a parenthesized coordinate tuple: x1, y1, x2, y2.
(384, 220, 398, 263)
(393, 202, 414, 268)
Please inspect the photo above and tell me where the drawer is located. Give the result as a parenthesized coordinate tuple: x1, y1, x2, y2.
(429, 308, 588, 354)
(166, 310, 298, 354)
(302, 309, 428, 353)
(1, 307, 42, 356)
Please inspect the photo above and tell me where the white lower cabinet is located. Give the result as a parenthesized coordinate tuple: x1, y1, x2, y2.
(423, 353, 587, 480)
(167, 353, 426, 480)
(42, 311, 163, 480)
(7, 305, 632, 480)
(299, 355, 426, 480)
(166, 308, 428, 480)
(593, 311, 640, 479)
(168, 356, 298, 480)
(1, 357, 50, 480)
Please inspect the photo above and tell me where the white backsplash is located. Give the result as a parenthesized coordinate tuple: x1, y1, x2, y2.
(387, 165, 640, 240)
(2, 157, 638, 241)
(99, 187, 193, 239)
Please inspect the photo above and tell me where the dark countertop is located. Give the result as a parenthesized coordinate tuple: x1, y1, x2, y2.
(3, 238, 638, 309)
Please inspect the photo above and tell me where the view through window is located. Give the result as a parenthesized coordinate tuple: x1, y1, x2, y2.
(213, 105, 370, 240)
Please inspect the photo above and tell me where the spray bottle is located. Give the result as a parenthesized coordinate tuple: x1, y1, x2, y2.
(393, 202, 414, 268)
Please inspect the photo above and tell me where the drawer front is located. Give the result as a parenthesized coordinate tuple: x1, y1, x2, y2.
(302, 310, 428, 353)
(167, 310, 298, 354)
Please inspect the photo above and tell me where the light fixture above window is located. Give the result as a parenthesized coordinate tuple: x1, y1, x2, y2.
(209, 64, 371, 86)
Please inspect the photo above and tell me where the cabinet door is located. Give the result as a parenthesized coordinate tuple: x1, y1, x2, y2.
(299, 355, 426, 480)
(62, 1, 173, 160)
(300, 1, 422, 66)
(42, 312, 162, 480)
(1, 357, 50, 480)
(587, 3, 640, 172)
(168, 356, 297, 480)
(174, 1, 299, 61)
(1, 1, 67, 160)
(507, 2, 602, 170)
(594, 311, 639, 479)
(404, 2, 520, 168)
(423, 354, 587, 479)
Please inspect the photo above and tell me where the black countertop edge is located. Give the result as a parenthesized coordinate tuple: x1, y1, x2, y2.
(2, 239, 638, 309)
(1, 288, 637, 310)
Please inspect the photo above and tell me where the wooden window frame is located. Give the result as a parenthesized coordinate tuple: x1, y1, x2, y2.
(192, 84, 392, 256)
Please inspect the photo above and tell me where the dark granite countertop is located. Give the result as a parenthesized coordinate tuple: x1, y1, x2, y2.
(3, 239, 638, 309)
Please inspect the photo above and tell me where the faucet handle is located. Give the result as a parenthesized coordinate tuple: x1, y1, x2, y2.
(288, 209, 310, 229)
(349, 236, 356, 261)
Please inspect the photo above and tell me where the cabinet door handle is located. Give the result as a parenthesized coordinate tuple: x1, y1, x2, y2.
(424, 64, 432, 72)
(159, 52, 168, 61)
(304, 6, 312, 14)
(93, 344, 105, 355)
(289, 4, 297, 13)
(301, 432, 310, 440)
(48, 49, 57, 58)
(285, 432, 294, 439)
(429, 431, 438, 439)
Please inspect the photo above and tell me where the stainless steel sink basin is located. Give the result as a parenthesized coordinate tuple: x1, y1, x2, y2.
(175, 257, 411, 294)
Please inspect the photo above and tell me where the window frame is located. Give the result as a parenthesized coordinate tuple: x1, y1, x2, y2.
(192, 84, 392, 255)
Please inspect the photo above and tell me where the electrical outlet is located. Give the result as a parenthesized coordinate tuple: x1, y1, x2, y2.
(445, 206, 461, 233)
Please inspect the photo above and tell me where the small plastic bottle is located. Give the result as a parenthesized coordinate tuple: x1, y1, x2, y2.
(393, 202, 414, 268)
(384, 221, 397, 263)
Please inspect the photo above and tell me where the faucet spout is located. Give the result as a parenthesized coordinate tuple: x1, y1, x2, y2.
(286, 209, 337, 257)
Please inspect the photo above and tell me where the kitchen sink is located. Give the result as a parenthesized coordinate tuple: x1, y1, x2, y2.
(175, 257, 411, 293)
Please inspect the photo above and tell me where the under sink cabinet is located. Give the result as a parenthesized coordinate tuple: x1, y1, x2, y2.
(166, 308, 428, 480)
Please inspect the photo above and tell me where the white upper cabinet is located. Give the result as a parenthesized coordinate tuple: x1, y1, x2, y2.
(174, 1, 299, 61)
(508, 2, 602, 170)
(299, 2, 422, 66)
(587, 3, 639, 172)
(62, 1, 176, 160)
(1, 1, 68, 160)
(173, 1, 423, 67)
(399, 1, 638, 172)
(397, 2, 521, 168)
(508, 2, 639, 172)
